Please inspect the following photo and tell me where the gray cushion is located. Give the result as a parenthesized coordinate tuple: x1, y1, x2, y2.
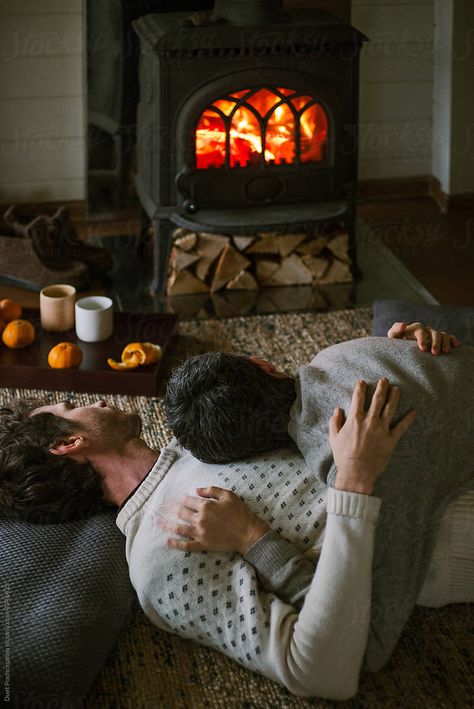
(372, 300, 474, 345)
(0, 510, 135, 704)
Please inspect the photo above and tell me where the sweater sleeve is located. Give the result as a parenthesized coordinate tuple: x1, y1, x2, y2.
(243, 531, 315, 610)
(262, 487, 381, 699)
(138, 486, 381, 701)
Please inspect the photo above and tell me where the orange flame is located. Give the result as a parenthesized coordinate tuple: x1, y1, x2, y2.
(195, 88, 328, 169)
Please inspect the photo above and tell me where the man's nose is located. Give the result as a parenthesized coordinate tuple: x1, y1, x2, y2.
(92, 400, 107, 408)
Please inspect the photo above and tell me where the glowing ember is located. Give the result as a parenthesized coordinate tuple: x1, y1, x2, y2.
(195, 87, 328, 169)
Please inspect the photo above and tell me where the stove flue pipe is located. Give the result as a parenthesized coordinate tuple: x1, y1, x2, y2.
(212, 0, 281, 25)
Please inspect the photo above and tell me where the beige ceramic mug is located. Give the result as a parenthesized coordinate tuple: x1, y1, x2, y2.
(40, 284, 76, 332)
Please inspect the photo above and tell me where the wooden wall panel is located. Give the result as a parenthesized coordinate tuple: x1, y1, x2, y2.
(0, 5, 85, 203)
(353, 0, 434, 180)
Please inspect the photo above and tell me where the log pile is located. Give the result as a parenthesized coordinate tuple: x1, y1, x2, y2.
(167, 227, 353, 296)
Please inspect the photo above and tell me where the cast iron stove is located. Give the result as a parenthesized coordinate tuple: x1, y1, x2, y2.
(133, 0, 367, 291)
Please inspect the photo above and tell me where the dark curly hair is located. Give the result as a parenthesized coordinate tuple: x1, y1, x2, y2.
(0, 397, 112, 524)
(165, 352, 297, 463)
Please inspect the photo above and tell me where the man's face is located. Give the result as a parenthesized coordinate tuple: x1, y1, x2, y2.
(32, 400, 142, 445)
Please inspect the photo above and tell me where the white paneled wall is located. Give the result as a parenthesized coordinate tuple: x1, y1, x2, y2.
(0, 0, 85, 203)
(352, 0, 434, 179)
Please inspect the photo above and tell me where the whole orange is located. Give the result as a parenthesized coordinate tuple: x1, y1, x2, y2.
(48, 342, 83, 369)
(2, 319, 35, 349)
(0, 299, 22, 324)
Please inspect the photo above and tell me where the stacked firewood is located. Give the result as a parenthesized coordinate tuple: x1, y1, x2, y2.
(167, 227, 353, 295)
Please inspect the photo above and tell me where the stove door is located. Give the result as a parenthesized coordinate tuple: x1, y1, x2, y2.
(175, 71, 351, 214)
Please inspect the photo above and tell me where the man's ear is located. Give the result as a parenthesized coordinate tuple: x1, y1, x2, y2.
(49, 435, 88, 457)
(247, 355, 291, 380)
(247, 356, 275, 374)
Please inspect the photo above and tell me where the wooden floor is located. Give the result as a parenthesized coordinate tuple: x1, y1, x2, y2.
(0, 196, 473, 308)
(357, 197, 474, 306)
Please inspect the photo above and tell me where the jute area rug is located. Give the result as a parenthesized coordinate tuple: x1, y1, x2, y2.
(3, 308, 473, 708)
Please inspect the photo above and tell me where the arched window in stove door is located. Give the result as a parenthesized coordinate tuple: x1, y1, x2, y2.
(195, 87, 329, 170)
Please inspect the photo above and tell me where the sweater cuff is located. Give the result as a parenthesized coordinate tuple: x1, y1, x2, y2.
(244, 530, 299, 580)
(327, 486, 381, 523)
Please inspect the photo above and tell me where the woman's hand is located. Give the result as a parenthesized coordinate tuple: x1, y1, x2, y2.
(387, 321, 461, 355)
(157, 486, 269, 554)
(330, 378, 416, 496)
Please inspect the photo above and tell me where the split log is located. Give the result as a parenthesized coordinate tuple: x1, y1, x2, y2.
(195, 256, 215, 282)
(255, 259, 280, 285)
(172, 226, 192, 239)
(247, 232, 279, 254)
(196, 233, 230, 261)
(174, 232, 197, 251)
(167, 269, 209, 295)
(277, 233, 307, 258)
(211, 245, 251, 292)
(301, 255, 329, 280)
(266, 254, 313, 286)
(226, 269, 258, 290)
(170, 247, 200, 271)
(233, 235, 256, 252)
(317, 259, 353, 284)
(326, 232, 350, 263)
(167, 227, 354, 294)
(296, 235, 329, 256)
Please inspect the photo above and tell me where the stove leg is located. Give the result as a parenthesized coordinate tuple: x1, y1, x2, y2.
(150, 218, 174, 293)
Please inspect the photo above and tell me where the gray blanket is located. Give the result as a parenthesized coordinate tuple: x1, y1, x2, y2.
(288, 337, 474, 671)
(0, 510, 135, 704)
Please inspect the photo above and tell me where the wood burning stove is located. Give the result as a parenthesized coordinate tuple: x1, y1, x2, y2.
(133, 0, 367, 291)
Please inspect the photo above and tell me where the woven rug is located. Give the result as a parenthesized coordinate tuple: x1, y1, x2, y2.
(2, 308, 473, 708)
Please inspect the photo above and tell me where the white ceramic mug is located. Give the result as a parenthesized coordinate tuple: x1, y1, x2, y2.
(40, 284, 76, 332)
(75, 296, 113, 342)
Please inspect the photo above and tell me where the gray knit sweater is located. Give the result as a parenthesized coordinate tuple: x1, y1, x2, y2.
(288, 337, 474, 671)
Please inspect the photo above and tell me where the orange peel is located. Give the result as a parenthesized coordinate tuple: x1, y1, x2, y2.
(121, 342, 162, 366)
(107, 341, 162, 371)
(107, 354, 141, 371)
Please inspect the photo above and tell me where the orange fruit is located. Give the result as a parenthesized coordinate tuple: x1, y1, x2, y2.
(48, 342, 83, 369)
(2, 319, 35, 349)
(121, 342, 162, 366)
(0, 298, 22, 324)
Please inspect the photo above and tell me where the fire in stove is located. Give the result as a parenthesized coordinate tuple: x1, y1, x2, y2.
(195, 87, 328, 169)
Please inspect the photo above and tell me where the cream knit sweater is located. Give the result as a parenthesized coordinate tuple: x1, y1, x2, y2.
(116, 442, 381, 700)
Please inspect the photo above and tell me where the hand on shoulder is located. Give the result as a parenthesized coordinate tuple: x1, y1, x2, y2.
(330, 378, 416, 495)
(387, 321, 461, 355)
